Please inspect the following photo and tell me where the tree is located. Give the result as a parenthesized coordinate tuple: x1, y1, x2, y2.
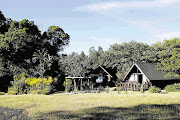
(42, 26, 70, 56)
(155, 38, 180, 78)
(0, 19, 41, 76)
(0, 11, 8, 34)
(0, 11, 70, 92)
(60, 52, 89, 77)
(97, 46, 105, 66)
(107, 41, 154, 80)
(32, 49, 53, 78)
(0, 14, 70, 77)
(88, 46, 100, 70)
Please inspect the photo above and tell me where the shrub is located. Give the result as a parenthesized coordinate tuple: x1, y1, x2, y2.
(7, 87, 18, 95)
(25, 77, 57, 95)
(8, 73, 58, 95)
(149, 86, 161, 93)
(140, 83, 144, 93)
(8, 73, 27, 95)
(117, 86, 121, 94)
(0, 92, 5, 95)
(165, 83, 180, 92)
(105, 86, 109, 93)
(96, 86, 104, 93)
(63, 79, 72, 93)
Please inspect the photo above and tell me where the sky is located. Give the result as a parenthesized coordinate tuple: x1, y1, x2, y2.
(1, 0, 180, 55)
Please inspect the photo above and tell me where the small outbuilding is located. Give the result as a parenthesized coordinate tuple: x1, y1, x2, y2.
(90, 65, 116, 87)
(122, 62, 180, 89)
(65, 65, 116, 91)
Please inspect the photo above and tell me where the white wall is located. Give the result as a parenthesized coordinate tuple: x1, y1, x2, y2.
(128, 73, 147, 82)
(143, 75, 146, 82)
(129, 74, 134, 81)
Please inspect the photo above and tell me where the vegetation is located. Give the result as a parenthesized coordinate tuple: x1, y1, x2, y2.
(105, 86, 109, 93)
(0, 92, 5, 95)
(149, 86, 161, 93)
(0, 91, 180, 119)
(63, 78, 72, 93)
(140, 83, 144, 93)
(165, 83, 180, 92)
(0, 11, 69, 92)
(155, 39, 180, 78)
(59, 39, 180, 84)
(8, 73, 58, 95)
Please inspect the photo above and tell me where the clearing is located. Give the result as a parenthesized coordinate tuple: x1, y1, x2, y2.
(0, 91, 180, 120)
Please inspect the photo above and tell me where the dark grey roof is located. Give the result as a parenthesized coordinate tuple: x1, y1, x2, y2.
(127, 63, 180, 81)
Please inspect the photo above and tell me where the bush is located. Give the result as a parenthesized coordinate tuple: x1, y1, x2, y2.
(7, 87, 18, 95)
(8, 73, 27, 95)
(165, 83, 180, 92)
(8, 73, 58, 95)
(25, 77, 57, 95)
(149, 86, 161, 93)
(97, 86, 104, 93)
(140, 83, 144, 93)
(105, 86, 109, 93)
(63, 79, 72, 93)
(117, 86, 121, 94)
(0, 92, 5, 95)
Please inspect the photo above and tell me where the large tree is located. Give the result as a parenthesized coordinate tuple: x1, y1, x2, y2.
(60, 51, 89, 77)
(155, 38, 180, 78)
(0, 11, 8, 34)
(0, 11, 70, 91)
(107, 41, 154, 80)
(42, 26, 70, 56)
(0, 19, 42, 75)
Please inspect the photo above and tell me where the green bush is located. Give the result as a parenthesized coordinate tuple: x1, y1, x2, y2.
(117, 86, 121, 94)
(0, 92, 5, 95)
(7, 87, 18, 95)
(140, 83, 144, 93)
(8, 73, 27, 95)
(63, 79, 72, 93)
(149, 86, 161, 93)
(105, 86, 109, 93)
(8, 73, 58, 95)
(165, 83, 180, 92)
(97, 86, 104, 93)
(25, 77, 57, 95)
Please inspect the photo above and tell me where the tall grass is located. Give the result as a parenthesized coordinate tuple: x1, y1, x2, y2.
(0, 91, 180, 119)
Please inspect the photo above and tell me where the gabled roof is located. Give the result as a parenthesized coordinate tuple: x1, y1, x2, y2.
(98, 65, 112, 77)
(123, 62, 180, 81)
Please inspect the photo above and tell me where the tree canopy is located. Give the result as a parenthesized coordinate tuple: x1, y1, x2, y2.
(0, 11, 70, 92)
(155, 38, 180, 78)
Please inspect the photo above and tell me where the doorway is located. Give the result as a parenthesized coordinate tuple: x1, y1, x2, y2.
(138, 74, 142, 83)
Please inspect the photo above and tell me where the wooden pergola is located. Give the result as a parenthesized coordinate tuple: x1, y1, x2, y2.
(65, 77, 91, 91)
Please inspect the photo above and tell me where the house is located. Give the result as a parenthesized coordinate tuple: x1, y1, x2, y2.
(122, 62, 180, 89)
(90, 65, 116, 87)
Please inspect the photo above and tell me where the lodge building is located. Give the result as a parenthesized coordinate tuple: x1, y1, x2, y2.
(122, 62, 180, 89)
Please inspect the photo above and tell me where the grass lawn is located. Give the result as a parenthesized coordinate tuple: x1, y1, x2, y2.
(0, 91, 180, 119)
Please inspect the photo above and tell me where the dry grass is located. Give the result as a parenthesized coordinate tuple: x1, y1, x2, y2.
(0, 91, 180, 119)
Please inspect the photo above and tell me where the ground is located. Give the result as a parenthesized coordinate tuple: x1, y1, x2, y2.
(0, 91, 180, 120)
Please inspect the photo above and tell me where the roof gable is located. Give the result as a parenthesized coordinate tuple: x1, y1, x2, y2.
(91, 65, 113, 77)
(123, 63, 180, 81)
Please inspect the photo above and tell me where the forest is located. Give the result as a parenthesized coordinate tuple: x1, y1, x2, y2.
(0, 11, 180, 94)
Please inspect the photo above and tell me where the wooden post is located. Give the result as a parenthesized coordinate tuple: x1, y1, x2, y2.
(74, 79, 77, 91)
(88, 79, 89, 86)
(80, 78, 82, 91)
